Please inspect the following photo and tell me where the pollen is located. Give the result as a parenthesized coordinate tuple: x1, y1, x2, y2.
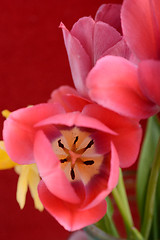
(52, 127, 104, 185)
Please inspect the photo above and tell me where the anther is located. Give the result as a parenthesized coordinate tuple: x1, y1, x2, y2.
(85, 139, 94, 150)
(70, 168, 75, 180)
(83, 160, 94, 165)
(60, 158, 68, 163)
(58, 139, 64, 149)
(74, 136, 79, 144)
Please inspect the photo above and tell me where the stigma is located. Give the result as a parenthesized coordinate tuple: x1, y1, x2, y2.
(52, 127, 104, 184)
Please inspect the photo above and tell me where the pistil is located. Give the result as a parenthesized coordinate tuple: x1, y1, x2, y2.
(52, 127, 104, 184)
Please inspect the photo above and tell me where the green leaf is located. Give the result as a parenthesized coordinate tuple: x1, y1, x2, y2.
(140, 138, 160, 239)
(105, 197, 114, 218)
(137, 116, 160, 220)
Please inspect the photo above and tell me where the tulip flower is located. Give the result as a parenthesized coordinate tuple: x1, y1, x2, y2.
(3, 86, 142, 231)
(121, 0, 160, 108)
(61, 4, 132, 98)
(86, 0, 160, 120)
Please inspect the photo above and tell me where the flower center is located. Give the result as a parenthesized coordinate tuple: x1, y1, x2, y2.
(52, 127, 104, 184)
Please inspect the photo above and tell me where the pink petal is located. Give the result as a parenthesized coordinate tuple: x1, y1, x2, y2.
(100, 38, 132, 60)
(60, 22, 91, 97)
(83, 142, 119, 209)
(3, 103, 63, 165)
(35, 111, 116, 135)
(95, 4, 122, 32)
(93, 21, 122, 63)
(70, 17, 95, 59)
(3, 117, 34, 164)
(82, 104, 142, 168)
(87, 56, 158, 119)
(38, 180, 107, 231)
(138, 60, 160, 106)
(34, 130, 80, 204)
(121, 0, 160, 59)
(49, 85, 90, 112)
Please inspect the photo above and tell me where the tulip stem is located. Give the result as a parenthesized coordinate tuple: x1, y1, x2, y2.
(104, 211, 119, 237)
(141, 138, 160, 239)
(112, 169, 143, 240)
(117, 169, 133, 227)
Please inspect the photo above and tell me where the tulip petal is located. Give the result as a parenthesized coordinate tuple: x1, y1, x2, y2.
(93, 21, 122, 63)
(49, 85, 90, 112)
(38, 180, 107, 231)
(100, 38, 132, 60)
(28, 166, 44, 211)
(35, 111, 116, 135)
(121, 0, 160, 59)
(60, 22, 91, 97)
(87, 56, 158, 119)
(0, 141, 17, 169)
(138, 60, 160, 106)
(3, 103, 64, 164)
(70, 17, 95, 59)
(16, 165, 29, 209)
(82, 104, 142, 167)
(83, 142, 119, 209)
(95, 4, 121, 32)
(34, 130, 80, 204)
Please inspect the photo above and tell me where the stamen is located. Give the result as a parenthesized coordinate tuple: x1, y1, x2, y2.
(83, 160, 94, 165)
(70, 168, 75, 180)
(85, 139, 94, 150)
(74, 136, 79, 144)
(58, 139, 64, 149)
(60, 158, 68, 163)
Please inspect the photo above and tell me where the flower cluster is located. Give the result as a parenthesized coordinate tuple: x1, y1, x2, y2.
(1, 0, 160, 238)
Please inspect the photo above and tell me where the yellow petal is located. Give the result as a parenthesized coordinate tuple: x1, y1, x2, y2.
(16, 165, 29, 209)
(28, 165, 44, 211)
(0, 141, 17, 169)
(1, 109, 11, 118)
(15, 164, 43, 211)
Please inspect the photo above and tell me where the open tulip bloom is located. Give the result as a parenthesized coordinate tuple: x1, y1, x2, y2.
(1, 0, 160, 240)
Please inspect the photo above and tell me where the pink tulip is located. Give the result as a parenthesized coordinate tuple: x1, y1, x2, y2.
(61, 4, 132, 98)
(86, 56, 159, 119)
(86, 0, 160, 119)
(121, 0, 160, 108)
(3, 86, 142, 231)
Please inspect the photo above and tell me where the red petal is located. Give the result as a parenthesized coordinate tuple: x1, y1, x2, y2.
(87, 56, 158, 119)
(70, 17, 95, 59)
(121, 0, 160, 59)
(34, 130, 80, 204)
(82, 104, 142, 167)
(83, 142, 119, 209)
(35, 111, 116, 135)
(95, 3, 122, 32)
(93, 21, 122, 63)
(38, 180, 107, 231)
(60, 22, 91, 96)
(49, 85, 90, 112)
(138, 60, 160, 106)
(3, 103, 63, 164)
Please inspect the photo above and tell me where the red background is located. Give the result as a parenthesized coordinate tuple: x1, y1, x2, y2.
(0, 1, 123, 239)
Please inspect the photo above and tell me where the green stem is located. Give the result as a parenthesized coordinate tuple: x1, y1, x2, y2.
(141, 139, 160, 239)
(112, 169, 143, 240)
(112, 188, 132, 230)
(104, 213, 119, 238)
(117, 169, 133, 227)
